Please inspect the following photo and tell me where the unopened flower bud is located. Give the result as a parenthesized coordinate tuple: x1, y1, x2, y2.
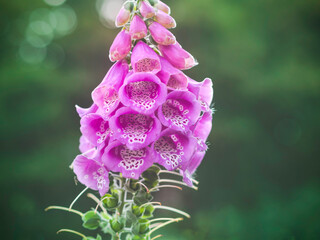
(102, 193, 119, 209)
(140, 0, 156, 19)
(149, 21, 176, 45)
(159, 42, 198, 70)
(129, 15, 148, 40)
(155, 0, 170, 14)
(148, 0, 159, 6)
(115, 1, 133, 27)
(109, 30, 131, 62)
(110, 217, 124, 232)
(154, 10, 176, 29)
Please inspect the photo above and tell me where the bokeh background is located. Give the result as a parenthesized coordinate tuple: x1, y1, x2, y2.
(1, 0, 320, 239)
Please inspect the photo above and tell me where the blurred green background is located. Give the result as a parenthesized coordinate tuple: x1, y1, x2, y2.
(1, 0, 320, 239)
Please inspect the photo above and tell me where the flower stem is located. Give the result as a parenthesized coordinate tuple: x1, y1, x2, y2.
(87, 193, 108, 215)
(45, 206, 83, 217)
(159, 179, 198, 190)
(148, 218, 183, 236)
(154, 205, 191, 218)
(69, 187, 88, 210)
(57, 229, 86, 239)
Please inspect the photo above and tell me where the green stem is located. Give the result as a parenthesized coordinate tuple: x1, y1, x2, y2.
(57, 229, 87, 239)
(117, 178, 126, 216)
(45, 206, 83, 217)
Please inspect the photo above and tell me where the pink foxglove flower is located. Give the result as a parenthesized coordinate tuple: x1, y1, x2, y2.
(131, 41, 161, 74)
(80, 113, 112, 146)
(149, 21, 176, 45)
(152, 128, 196, 171)
(129, 15, 148, 40)
(159, 42, 197, 70)
(158, 90, 201, 132)
(140, 0, 156, 19)
(92, 60, 129, 118)
(73, 146, 109, 196)
(119, 72, 167, 114)
(102, 140, 153, 179)
(62, 1, 215, 237)
(109, 30, 131, 62)
(109, 107, 162, 150)
(157, 56, 188, 90)
(154, 10, 176, 29)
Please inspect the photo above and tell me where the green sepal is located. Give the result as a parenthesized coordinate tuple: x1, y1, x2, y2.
(126, 179, 141, 193)
(133, 190, 153, 206)
(110, 216, 125, 232)
(86, 235, 102, 240)
(132, 205, 144, 217)
(142, 166, 160, 188)
(102, 193, 120, 210)
(141, 204, 155, 219)
(148, 0, 159, 7)
(132, 219, 150, 235)
(126, 209, 139, 225)
(82, 211, 101, 230)
(124, 1, 135, 11)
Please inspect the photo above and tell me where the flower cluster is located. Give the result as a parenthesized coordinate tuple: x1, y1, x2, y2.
(72, 0, 213, 197)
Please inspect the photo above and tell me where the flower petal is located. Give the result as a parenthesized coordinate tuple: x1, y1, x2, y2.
(102, 141, 153, 179)
(73, 154, 109, 196)
(158, 90, 201, 132)
(119, 72, 167, 114)
(76, 104, 98, 118)
(188, 78, 213, 111)
(109, 107, 161, 150)
(80, 113, 112, 146)
(152, 129, 196, 171)
(131, 41, 161, 74)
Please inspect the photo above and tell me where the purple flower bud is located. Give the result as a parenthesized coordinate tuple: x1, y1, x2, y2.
(155, 0, 171, 14)
(188, 78, 213, 111)
(152, 128, 196, 171)
(80, 113, 112, 147)
(109, 30, 132, 62)
(140, 0, 156, 19)
(102, 140, 153, 179)
(131, 41, 161, 74)
(76, 103, 98, 118)
(129, 15, 148, 40)
(92, 60, 129, 117)
(73, 148, 109, 196)
(154, 10, 176, 29)
(149, 21, 176, 45)
(157, 57, 188, 90)
(119, 72, 167, 114)
(158, 90, 201, 132)
(159, 42, 197, 70)
(115, 7, 131, 27)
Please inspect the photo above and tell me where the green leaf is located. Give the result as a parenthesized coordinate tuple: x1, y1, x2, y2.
(82, 211, 101, 230)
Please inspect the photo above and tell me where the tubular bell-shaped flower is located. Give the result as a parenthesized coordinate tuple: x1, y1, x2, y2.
(192, 110, 213, 150)
(188, 78, 214, 111)
(152, 129, 196, 171)
(131, 41, 161, 74)
(92, 60, 129, 118)
(129, 15, 148, 40)
(140, 0, 156, 19)
(109, 107, 161, 150)
(115, 7, 130, 27)
(154, 10, 176, 29)
(181, 151, 205, 187)
(109, 30, 131, 62)
(79, 136, 95, 155)
(157, 57, 188, 90)
(149, 21, 176, 46)
(73, 146, 109, 196)
(80, 113, 112, 146)
(119, 72, 167, 114)
(159, 42, 197, 70)
(102, 140, 153, 179)
(158, 90, 201, 132)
